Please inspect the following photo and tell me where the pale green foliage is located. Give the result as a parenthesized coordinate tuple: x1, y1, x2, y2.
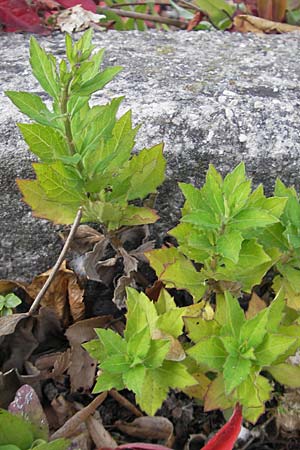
(0, 410, 68, 450)
(6, 30, 165, 230)
(83, 288, 196, 415)
(147, 163, 287, 300)
(185, 291, 300, 422)
(0, 294, 21, 316)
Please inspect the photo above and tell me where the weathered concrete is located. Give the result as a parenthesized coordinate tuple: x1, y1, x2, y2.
(1, 30, 300, 281)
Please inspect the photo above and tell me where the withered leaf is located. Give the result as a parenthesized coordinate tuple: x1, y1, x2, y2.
(115, 416, 174, 443)
(246, 292, 266, 319)
(66, 316, 112, 392)
(86, 414, 117, 449)
(234, 14, 300, 33)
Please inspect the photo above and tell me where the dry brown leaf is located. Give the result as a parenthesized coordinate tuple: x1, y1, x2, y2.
(0, 279, 28, 294)
(35, 350, 71, 381)
(27, 261, 84, 326)
(66, 316, 112, 392)
(86, 414, 117, 448)
(56, 5, 105, 33)
(246, 292, 266, 319)
(0, 369, 21, 408)
(51, 395, 76, 428)
(115, 416, 174, 444)
(234, 14, 300, 33)
(277, 389, 300, 434)
(183, 372, 211, 401)
(60, 225, 104, 255)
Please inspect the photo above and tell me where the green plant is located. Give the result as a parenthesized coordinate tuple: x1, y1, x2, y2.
(0, 293, 22, 316)
(83, 287, 196, 415)
(6, 30, 165, 231)
(185, 290, 300, 422)
(0, 410, 68, 450)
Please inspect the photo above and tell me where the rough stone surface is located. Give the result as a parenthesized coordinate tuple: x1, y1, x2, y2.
(1, 31, 300, 281)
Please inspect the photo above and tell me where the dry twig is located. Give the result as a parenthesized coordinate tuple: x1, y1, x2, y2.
(109, 389, 144, 417)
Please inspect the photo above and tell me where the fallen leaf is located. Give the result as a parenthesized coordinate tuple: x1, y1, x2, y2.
(115, 416, 173, 444)
(66, 316, 112, 392)
(27, 261, 84, 326)
(60, 225, 104, 255)
(8, 384, 49, 439)
(86, 414, 117, 448)
(246, 292, 266, 319)
(277, 389, 300, 433)
(234, 13, 300, 32)
(35, 350, 71, 382)
(145, 280, 165, 301)
(56, 4, 105, 32)
(152, 329, 185, 361)
(0, 369, 21, 408)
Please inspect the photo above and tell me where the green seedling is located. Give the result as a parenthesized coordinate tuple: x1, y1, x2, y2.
(84, 287, 196, 415)
(0, 293, 22, 316)
(185, 290, 300, 423)
(6, 29, 165, 231)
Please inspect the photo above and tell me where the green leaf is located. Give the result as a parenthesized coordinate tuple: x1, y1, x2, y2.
(223, 354, 252, 394)
(143, 340, 171, 369)
(204, 374, 234, 411)
(223, 163, 247, 199)
(187, 336, 227, 370)
(136, 370, 169, 415)
(93, 371, 125, 392)
(267, 363, 300, 388)
(185, 317, 220, 342)
(201, 164, 224, 216)
(127, 326, 151, 361)
(228, 208, 279, 230)
(17, 179, 79, 224)
(18, 123, 69, 163)
(216, 230, 243, 263)
(239, 307, 269, 349)
(4, 294, 22, 308)
(100, 354, 131, 374)
(155, 360, 197, 390)
(277, 263, 300, 293)
(181, 209, 221, 229)
(222, 292, 245, 340)
(254, 334, 297, 366)
(195, 0, 235, 29)
(82, 339, 102, 362)
(119, 144, 166, 200)
(5, 91, 56, 127)
(156, 308, 185, 338)
(72, 66, 122, 96)
(33, 439, 70, 450)
(170, 223, 214, 262)
(125, 288, 158, 339)
(235, 372, 272, 409)
(123, 365, 146, 396)
(179, 182, 203, 214)
(30, 37, 60, 100)
(34, 162, 85, 204)
(266, 290, 285, 333)
(94, 328, 127, 358)
(146, 247, 206, 300)
(0, 410, 34, 449)
(155, 288, 177, 314)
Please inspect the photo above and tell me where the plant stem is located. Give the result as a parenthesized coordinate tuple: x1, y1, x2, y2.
(29, 207, 83, 315)
(98, 6, 188, 27)
(61, 77, 76, 156)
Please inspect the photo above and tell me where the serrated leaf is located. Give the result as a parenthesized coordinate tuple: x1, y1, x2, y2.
(123, 365, 146, 396)
(187, 337, 227, 370)
(170, 223, 214, 262)
(127, 326, 151, 361)
(119, 144, 166, 201)
(216, 230, 243, 263)
(34, 162, 85, 204)
(201, 164, 224, 216)
(72, 66, 122, 96)
(239, 307, 269, 349)
(144, 339, 171, 369)
(228, 208, 279, 230)
(136, 370, 169, 415)
(184, 317, 220, 342)
(277, 263, 300, 292)
(33, 440, 69, 450)
(181, 209, 221, 229)
(100, 354, 131, 374)
(155, 289, 177, 314)
(0, 410, 34, 449)
(94, 328, 127, 357)
(266, 289, 285, 332)
(93, 371, 125, 392)
(155, 360, 197, 390)
(5, 91, 57, 127)
(146, 247, 206, 300)
(223, 354, 252, 394)
(267, 363, 300, 388)
(30, 37, 60, 100)
(125, 288, 157, 340)
(254, 334, 297, 366)
(17, 179, 79, 224)
(18, 123, 69, 163)
(259, 223, 289, 251)
(156, 308, 185, 338)
(179, 182, 203, 214)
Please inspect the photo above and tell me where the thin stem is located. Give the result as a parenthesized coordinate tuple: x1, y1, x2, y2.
(61, 77, 76, 156)
(29, 207, 83, 315)
(98, 7, 188, 27)
(109, 389, 143, 417)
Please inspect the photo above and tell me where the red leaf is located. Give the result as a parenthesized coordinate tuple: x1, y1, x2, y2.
(55, 0, 97, 12)
(0, 0, 47, 32)
(201, 404, 243, 450)
(101, 445, 171, 450)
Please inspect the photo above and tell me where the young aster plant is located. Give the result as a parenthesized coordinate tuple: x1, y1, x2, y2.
(0, 293, 21, 316)
(6, 30, 165, 231)
(185, 290, 300, 423)
(147, 163, 287, 301)
(83, 288, 196, 415)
